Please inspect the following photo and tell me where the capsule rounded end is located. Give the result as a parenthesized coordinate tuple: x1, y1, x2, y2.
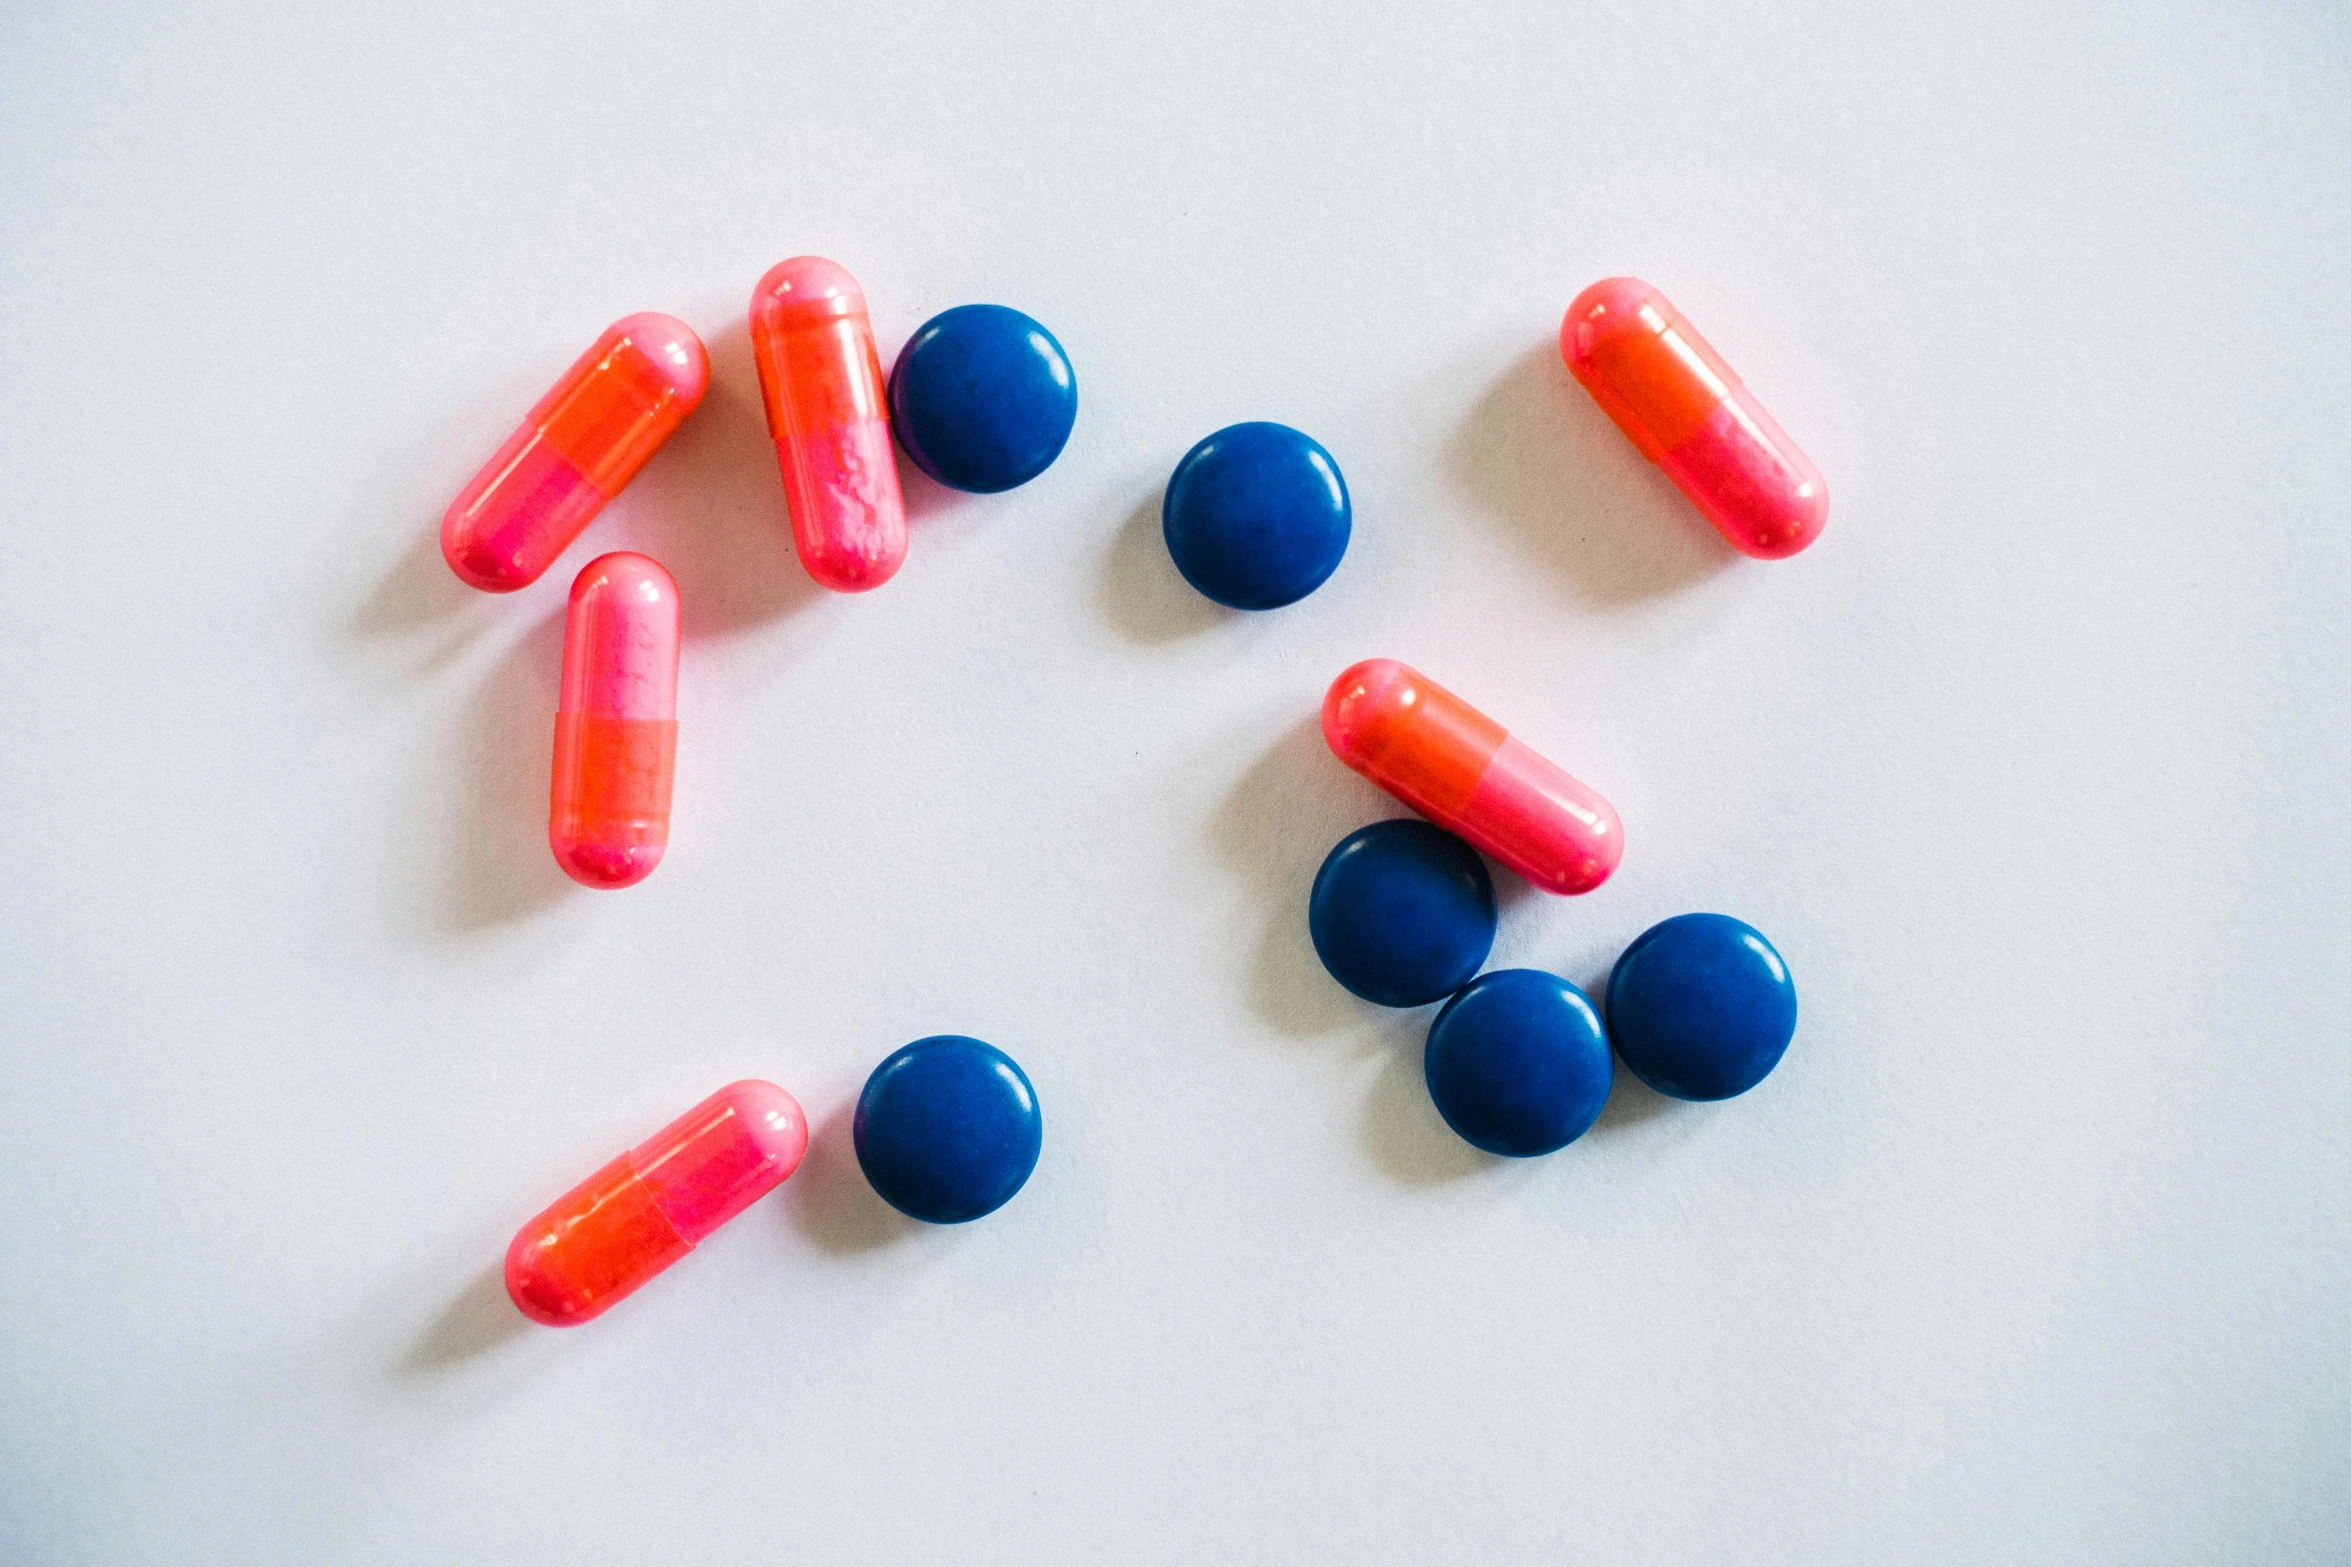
(569, 550, 678, 610)
(439, 502, 535, 592)
(1528, 799, 1625, 896)
(503, 1224, 599, 1327)
(551, 833, 664, 890)
(802, 533, 906, 593)
(1732, 478, 1830, 560)
(711, 1080, 810, 1182)
(1322, 658, 1414, 769)
(1562, 276, 1665, 382)
(751, 256, 867, 325)
(610, 313, 709, 408)
(1560, 276, 1661, 367)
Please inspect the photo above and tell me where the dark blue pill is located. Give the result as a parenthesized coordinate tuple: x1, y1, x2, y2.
(1161, 421, 1350, 609)
(887, 304, 1076, 493)
(1309, 820, 1496, 1007)
(1423, 969, 1613, 1157)
(854, 1035, 1042, 1223)
(1605, 913, 1796, 1101)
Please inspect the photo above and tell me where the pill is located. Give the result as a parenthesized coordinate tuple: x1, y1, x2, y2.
(505, 1080, 807, 1326)
(1162, 421, 1351, 609)
(888, 304, 1076, 493)
(1310, 820, 1495, 1007)
(441, 314, 708, 592)
(749, 258, 907, 592)
(1322, 659, 1621, 895)
(1605, 913, 1796, 1100)
(1423, 969, 1613, 1156)
(549, 552, 679, 890)
(1560, 278, 1827, 559)
(854, 1036, 1041, 1224)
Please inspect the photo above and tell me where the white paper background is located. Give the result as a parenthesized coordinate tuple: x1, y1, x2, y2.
(3, 2, 2347, 1561)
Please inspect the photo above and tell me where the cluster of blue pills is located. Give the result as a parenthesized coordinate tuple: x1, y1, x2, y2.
(889, 331, 1797, 1159)
(1311, 821, 1796, 1156)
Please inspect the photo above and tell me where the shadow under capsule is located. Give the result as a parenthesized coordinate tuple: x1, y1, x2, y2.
(598, 315, 830, 637)
(1445, 341, 1735, 606)
(424, 606, 572, 932)
(1210, 716, 1408, 1042)
(781, 1099, 923, 1256)
(398, 1262, 530, 1375)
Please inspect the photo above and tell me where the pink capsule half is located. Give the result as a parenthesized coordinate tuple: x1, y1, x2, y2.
(442, 314, 709, 592)
(550, 552, 679, 890)
(1561, 278, 1827, 559)
(1323, 659, 1622, 895)
(750, 258, 907, 591)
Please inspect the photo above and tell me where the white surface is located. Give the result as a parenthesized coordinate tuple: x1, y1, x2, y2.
(2, 1, 2347, 1560)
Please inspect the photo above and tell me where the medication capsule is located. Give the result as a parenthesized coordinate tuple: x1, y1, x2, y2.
(441, 314, 709, 592)
(749, 258, 906, 592)
(550, 552, 679, 890)
(505, 1080, 808, 1327)
(1560, 278, 1827, 559)
(1322, 659, 1621, 895)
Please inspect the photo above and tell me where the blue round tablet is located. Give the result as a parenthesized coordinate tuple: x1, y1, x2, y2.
(1309, 820, 1495, 1008)
(853, 1035, 1042, 1223)
(1161, 421, 1350, 609)
(887, 304, 1076, 493)
(1605, 913, 1796, 1101)
(1423, 969, 1612, 1156)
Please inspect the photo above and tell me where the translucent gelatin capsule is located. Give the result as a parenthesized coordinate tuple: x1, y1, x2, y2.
(750, 258, 906, 591)
(441, 314, 709, 591)
(1561, 278, 1827, 559)
(1322, 659, 1621, 895)
(505, 1081, 808, 1327)
(550, 552, 679, 890)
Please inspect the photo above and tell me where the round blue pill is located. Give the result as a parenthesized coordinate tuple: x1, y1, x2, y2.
(1423, 969, 1613, 1156)
(887, 304, 1076, 493)
(1309, 820, 1496, 1008)
(1605, 913, 1796, 1101)
(854, 1035, 1042, 1223)
(1161, 422, 1350, 609)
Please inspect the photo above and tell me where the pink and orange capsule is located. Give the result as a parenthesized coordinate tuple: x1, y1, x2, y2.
(506, 1081, 808, 1327)
(1323, 660, 1622, 895)
(750, 258, 907, 592)
(550, 552, 679, 890)
(1561, 278, 1827, 559)
(442, 314, 709, 592)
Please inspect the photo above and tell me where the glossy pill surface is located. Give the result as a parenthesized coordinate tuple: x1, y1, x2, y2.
(750, 257, 906, 592)
(1424, 969, 1613, 1156)
(442, 314, 708, 591)
(1323, 659, 1622, 895)
(1562, 278, 1826, 559)
(888, 304, 1076, 493)
(1162, 422, 1351, 609)
(1310, 820, 1495, 1007)
(550, 553, 679, 890)
(1606, 913, 1796, 1100)
(505, 1080, 807, 1327)
(854, 1036, 1041, 1224)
